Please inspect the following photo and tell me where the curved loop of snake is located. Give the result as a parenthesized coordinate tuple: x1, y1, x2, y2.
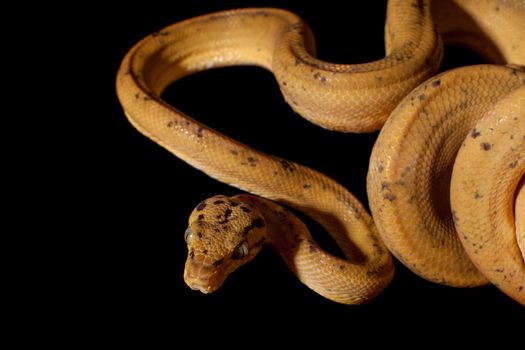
(116, 0, 525, 305)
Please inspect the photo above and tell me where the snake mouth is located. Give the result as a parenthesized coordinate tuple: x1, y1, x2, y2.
(186, 277, 222, 294)
(188, 282, 212, 294)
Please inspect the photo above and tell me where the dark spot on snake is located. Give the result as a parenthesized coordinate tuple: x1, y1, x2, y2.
(143, 95, 152, 101)
(196, 127, 204, 138)
(309, 245, 317, 253)
(189, 249, 195, 259)
(294, 58, 301, 66)
(202, 249, 208, 255)
(253, 218, 264, 228)
(381, 182, 390, 191)
(495, 268, 504, 273)
(247, 157, 257, 166)
(166, 121, 174, 128)
(242, 218, 265, 235)
(198, 214, 205, 221)
(471, 129, 481, 138)
(481, 142, 492, 151)
(196, 201, 207, 211)
(378, 165, 384, 173)
(510, 68, 518, 77)
(134, 92, 140, 99)
(230, 150, 238, 156)
(419, 94, 426, 101)
(282, 81, 287, 86)
(214, 228, 220, 233)
(339, 265, 345, 271)
(240, 206, 251, 213)
(132, 70, 142, 80)
(459, 101, 468, 110)
(291, 100, 298, 106)
(281, 160, 295, 172)
(474, 191, 482, 199)
(213, 200, 225, 205)
(230, 201, 240, 207)
(213, 258, 224, 267)
(303, 184, 312, 189)
(197, 232, 203, 239)
(185, 121, 191, 126)
(431, 79, 441, 88)
(518, 286, 523, 292)
(366, 269, 378, 277)
(384, 193, 397, 202)
(510, 160, 518, 168)
(495, 5, 500, 11)
(375, 76, 383, 82)
(218, 209, 232, 224)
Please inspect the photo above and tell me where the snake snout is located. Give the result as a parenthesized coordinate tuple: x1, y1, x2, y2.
(184, 260, 225, 294)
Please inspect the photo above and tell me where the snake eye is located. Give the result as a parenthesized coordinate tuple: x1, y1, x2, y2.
(184, 227, 193, 243)
(232, 241, 249, 259)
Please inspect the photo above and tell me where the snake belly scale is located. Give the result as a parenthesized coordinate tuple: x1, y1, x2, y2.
(116, 0, 525, 305)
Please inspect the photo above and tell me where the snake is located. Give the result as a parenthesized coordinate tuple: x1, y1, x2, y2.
(116, 0, 525, 305)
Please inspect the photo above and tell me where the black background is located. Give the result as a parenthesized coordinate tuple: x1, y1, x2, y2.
(68, 0, 524, 339)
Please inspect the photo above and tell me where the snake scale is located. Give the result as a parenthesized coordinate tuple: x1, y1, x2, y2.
(116, 0, 525, 305)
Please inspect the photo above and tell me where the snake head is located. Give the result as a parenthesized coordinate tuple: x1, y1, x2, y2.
(183, 195, 267, 293)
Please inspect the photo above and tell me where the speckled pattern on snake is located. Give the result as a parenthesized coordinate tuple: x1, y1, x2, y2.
(116, 0, 525, 305)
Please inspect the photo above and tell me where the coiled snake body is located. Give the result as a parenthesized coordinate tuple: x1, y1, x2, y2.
(116, 0, 525, 305)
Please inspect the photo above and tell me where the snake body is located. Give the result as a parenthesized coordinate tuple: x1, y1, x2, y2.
(116, 0, 525, 305)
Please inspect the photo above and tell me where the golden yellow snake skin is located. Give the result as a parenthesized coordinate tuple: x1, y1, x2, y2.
(116, 0, 525, 305)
